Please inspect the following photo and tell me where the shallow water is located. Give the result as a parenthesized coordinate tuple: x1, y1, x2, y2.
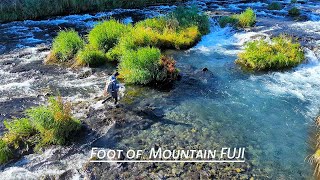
(0, 0, 320, 179)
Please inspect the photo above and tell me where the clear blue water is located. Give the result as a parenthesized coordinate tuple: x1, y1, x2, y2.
(102, 26, 316, 178)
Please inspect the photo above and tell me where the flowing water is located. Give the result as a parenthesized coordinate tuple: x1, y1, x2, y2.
(0, 0, 320, 179)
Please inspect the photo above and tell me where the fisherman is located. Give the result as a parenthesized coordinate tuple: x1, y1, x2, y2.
(104, 72, 120, 105)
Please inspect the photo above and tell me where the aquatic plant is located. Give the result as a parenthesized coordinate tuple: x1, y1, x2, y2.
(218, 8, 256, 28)
(26, 96, 81, 146)
(0, 140, 13, 164)
(47, 30, 84, 63)
(88, 20, 131, 52)
(118, 47, 177, 84)
(267, 2, 282, 10)
(3, 118, 36, 148)
(288, 7, 300, 16)
(235, 8, 256, 28)
(76, 45, 107, 67)
(169, 6, 210, 35)
(236, 35, 305, 71)
(218, 16, 238, 28)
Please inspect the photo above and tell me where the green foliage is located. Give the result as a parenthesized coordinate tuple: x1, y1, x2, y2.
(236, 35, 305, 71)
(218, 16, 238, 28)
(0, 96, 81, 164)
(49, 30, 84, 63)
(3, 118, 35, 147)
(26, 96, 81, 146)
(288, 7, 300, 16)
(119, 47, 164, 84)
(88, 20, 131, 52)
(0, 0, 185, 22)
(135, 17, 167, 32)
(76, 46, 107, 67)
(291, 0, 297, 3)
(235, 8, 256, 28)
(0, 140, 12, 164)
(218, 8, 256, 28)
(267, 2, 282, 10)
(170, 6, 210, 35)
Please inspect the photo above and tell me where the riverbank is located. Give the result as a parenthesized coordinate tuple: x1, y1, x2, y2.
(0, 0, 186, 23)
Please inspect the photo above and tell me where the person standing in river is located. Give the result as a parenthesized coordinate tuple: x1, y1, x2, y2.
(104, 72, 120, 105)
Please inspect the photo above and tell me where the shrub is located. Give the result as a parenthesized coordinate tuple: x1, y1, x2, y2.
(119, 47, 163, 84)
(236, 35, 305, 71)
(3, 118, 36, 147)
(235, 8, 256, 28)
(76, 46, 106, 67)
(88, 20, 131, 52)
(170, 6, 210, 35)
(26, 96, 81, 146)
(0, 140, 12, 164)
(48, 30, 84, 63)
(106, 26, 161, 61)
(218, 8, 256, 28)
(267, 2, 282, 10)
(218, 16, 238, 28)
(159, 26, 201, 49)
(288, 7, 300, 16)
(135, 17, 167, 32)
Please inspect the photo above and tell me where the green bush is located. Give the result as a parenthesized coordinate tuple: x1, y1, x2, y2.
(135, 17, 167, 32)
(0, 140, 12, 164)
(267, 2, 282, 10)
(236, 35, 305, 71)
(218, 16, 238, 27)
(170, 6, 210, 35)
(288, 7, 300, 16)
(218, 8, 256, 28)
(48, 30, 84, 63)
(3, 118, 36, 147)
(76, 46, 106, 67)
(88, 20, 131, 52)
(26, 96, 81, 146)
(235, 8, 256, 28)
(119, 47, 164, 84)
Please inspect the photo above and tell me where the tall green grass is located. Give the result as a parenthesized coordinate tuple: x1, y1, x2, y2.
(119, 47, 162, 84)
(219, 8, 256, 28)
(236, 35, 305, 71)
(88, 20, 131, 52)
(0, 96, 81, 164)
(0, 0, 186, 22)
(47, 30, 84, 64)
(48, 6, 208, 84)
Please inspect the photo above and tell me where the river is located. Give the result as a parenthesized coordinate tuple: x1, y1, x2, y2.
(0, 0, 319, 179)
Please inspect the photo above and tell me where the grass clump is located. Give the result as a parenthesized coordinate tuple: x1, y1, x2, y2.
(0, 140, 13, 164)
(88, 20, 131, 52)
(119, 47, 178, 84)
(48, 7, 208, 84)
(119, 47, 162, 84)
(26, 96, 81, 146)
(170, 6, 210, 35)
(0, 96, 81, 164)
(236, 35, 305, 71)
(76, 46, 107, 67)
(47, 30, 84, 64)
(219, 8, 256, 28)
(267, 2, 282, 10)
(288, 7, 300, 16)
